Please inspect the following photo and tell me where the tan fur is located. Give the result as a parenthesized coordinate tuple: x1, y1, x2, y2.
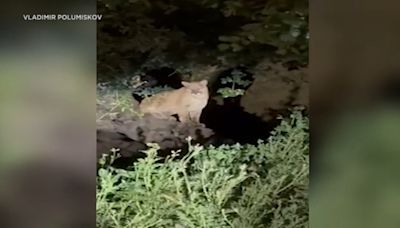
(139, 80, 209, 123)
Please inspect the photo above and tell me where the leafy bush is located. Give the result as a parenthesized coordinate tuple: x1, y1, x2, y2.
(97, 0, 308, 79)
(133, 85, 174, 99)
(217, 69, 252, 98)
(217, 1, 308, 64)
(97, 85, 137, 121)
(96, 111, 309, 228)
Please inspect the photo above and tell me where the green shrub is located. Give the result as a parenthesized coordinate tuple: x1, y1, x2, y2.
(97, 0, 308, 79)
(97, 88, 137, 121)
(217, 69, 252, 98)
(96, 111, 309, 228)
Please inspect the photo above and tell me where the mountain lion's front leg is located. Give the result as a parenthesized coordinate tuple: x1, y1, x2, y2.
(177, 112, 190, 123)
(189, 111, 205, 127)
(189, 111, 201, 123)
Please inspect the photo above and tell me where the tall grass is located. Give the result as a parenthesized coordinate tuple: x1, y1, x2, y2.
(97, 111, 309, 228)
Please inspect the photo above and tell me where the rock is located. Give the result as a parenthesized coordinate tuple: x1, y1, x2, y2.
(241, 61, 308, 122)
(97, 114, 215, 163)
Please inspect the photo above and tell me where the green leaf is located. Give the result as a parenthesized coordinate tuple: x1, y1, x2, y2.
(218, 43, 231, 51)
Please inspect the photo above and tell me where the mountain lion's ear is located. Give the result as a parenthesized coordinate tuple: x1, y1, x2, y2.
(181, 81, 190, 87)
(200, 80, 208, 86)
